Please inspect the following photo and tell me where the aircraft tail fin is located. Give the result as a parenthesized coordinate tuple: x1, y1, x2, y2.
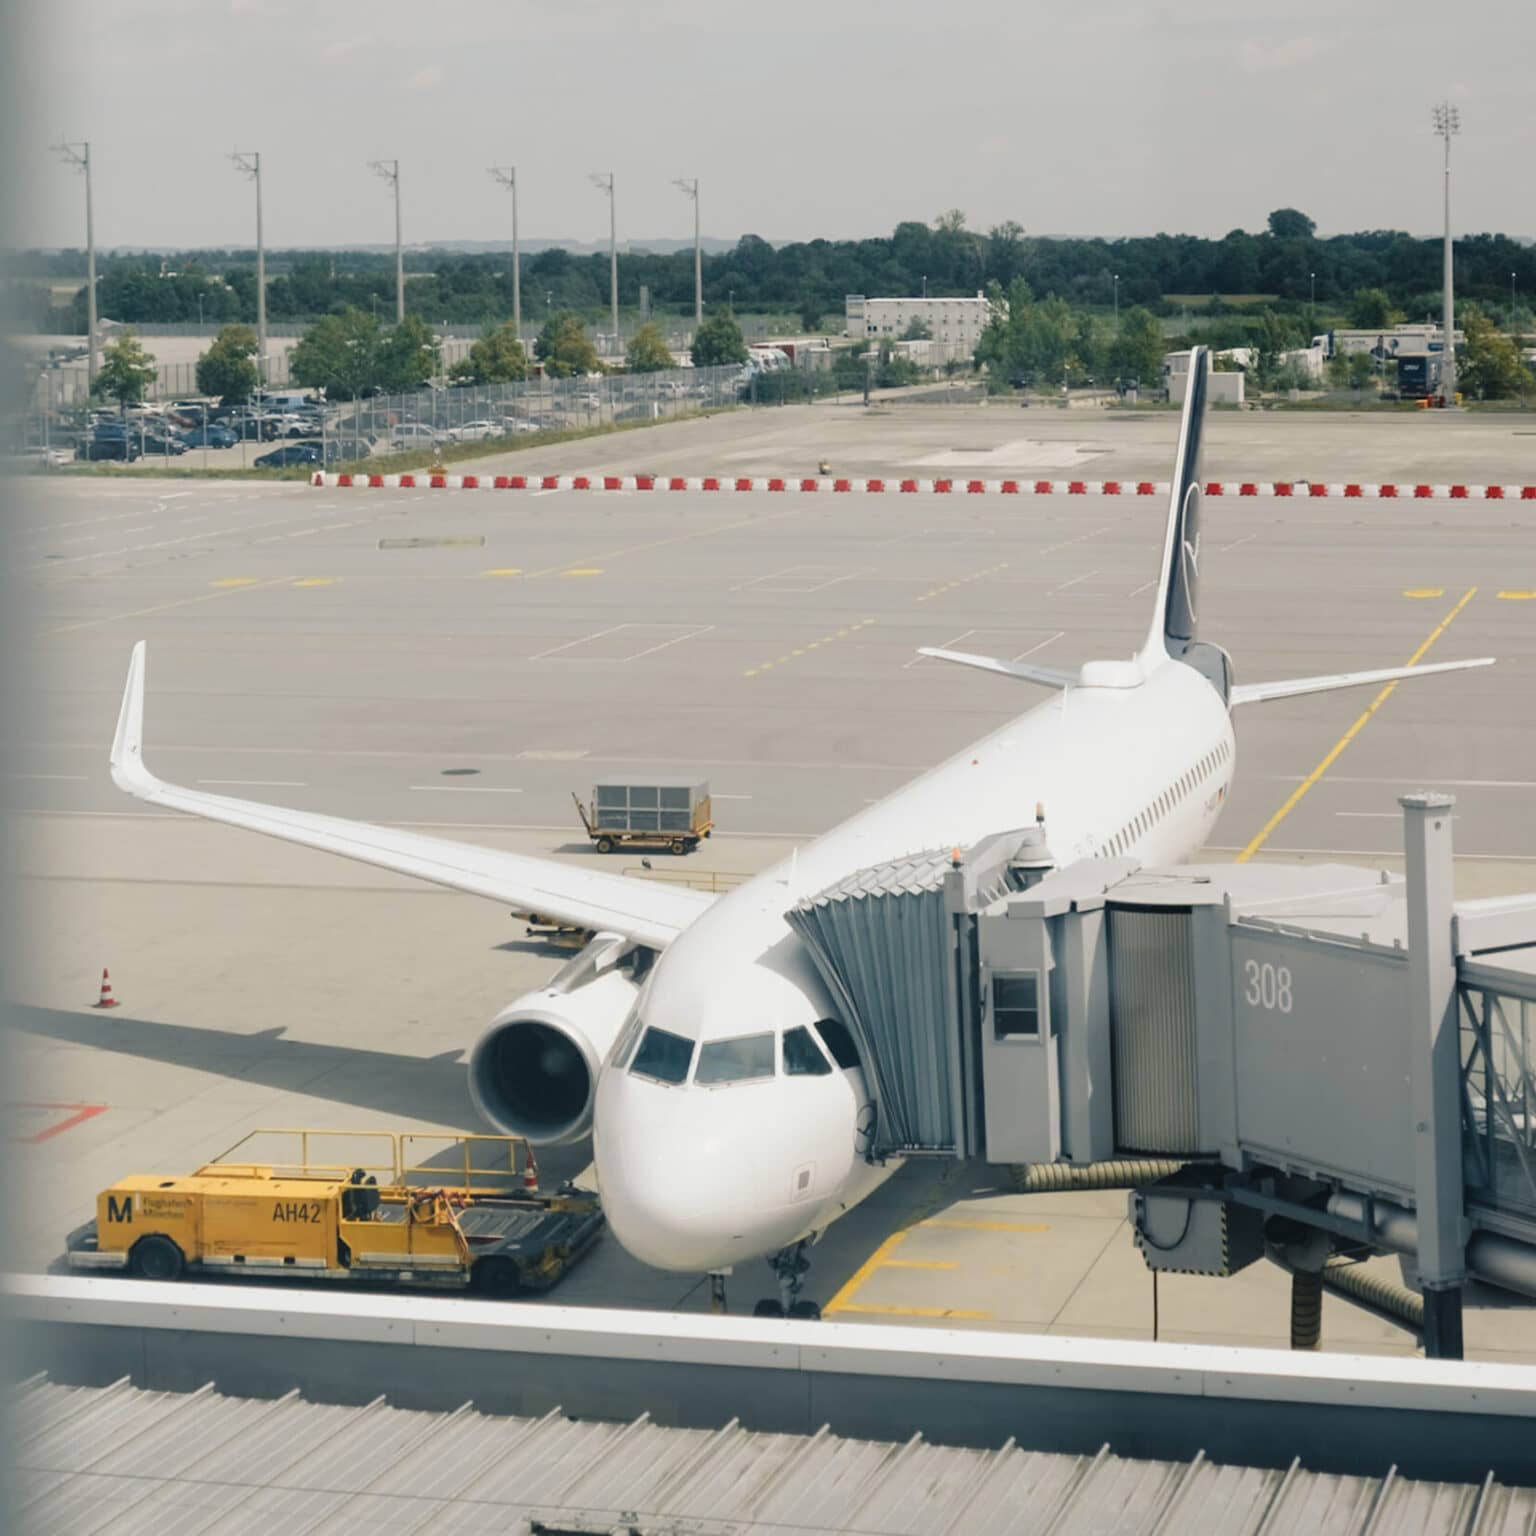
(1139, 345, 1209, 664)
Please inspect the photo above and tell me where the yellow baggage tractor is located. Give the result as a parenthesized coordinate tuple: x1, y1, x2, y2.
(64, 1129, 603, 1298)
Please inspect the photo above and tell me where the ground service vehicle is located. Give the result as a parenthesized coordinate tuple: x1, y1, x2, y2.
(65, 1129, 604, 1297)
(574, 778, 713, 855)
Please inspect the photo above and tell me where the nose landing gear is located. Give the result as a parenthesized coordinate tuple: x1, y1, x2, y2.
(752, 1240, 821, 1320)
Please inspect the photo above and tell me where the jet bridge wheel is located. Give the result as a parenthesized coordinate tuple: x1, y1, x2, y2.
(788, 1301, 821, 1321)
(752, 1299, 785, 1318)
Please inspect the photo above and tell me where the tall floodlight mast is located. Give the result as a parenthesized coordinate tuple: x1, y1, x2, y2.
(489, 166, 521, 342)
(370, 159, 404, 322)
(230, 151, 266, 383)
(52, 141, 96, 388)
(1431, 101, 1460, 403)
(590, 172, 618, 354)
(673, 177, 702, 327)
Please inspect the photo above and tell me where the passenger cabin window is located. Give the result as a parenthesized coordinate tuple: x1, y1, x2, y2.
(695, 1032, 776, 1085)
(814, 1018, 861, 1071)
(993, 972, 1041, 1039)
(784, 1025, 833, 1077)
(630, 1026, 694, 1085)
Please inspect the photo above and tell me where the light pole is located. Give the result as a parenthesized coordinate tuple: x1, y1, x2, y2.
(1432, 101, 1459, 403)
(921, 273, 927, 299)
(52, 141, 96, 389)
(1309, 270, 1315, 312)
(370, 159, 403, 322)
(230, 151, 266, 383)
(1112, 273, 1120, 330)
(489, 166, 520, 341)
(673, 177, 701, 328)
(590, 172, 618, 355)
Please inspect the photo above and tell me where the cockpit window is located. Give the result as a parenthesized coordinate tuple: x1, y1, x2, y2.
(695, 1032, 776, 1085)
(813, 1018, 861, 1071)
(783, 1025, 832, 1077)
(629, 1026, 694, 1085)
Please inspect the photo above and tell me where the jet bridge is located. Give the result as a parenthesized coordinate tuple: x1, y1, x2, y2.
(789, 794, 1536, 1358)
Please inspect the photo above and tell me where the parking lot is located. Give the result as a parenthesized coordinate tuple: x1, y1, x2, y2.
(10, 398, 1536, 1353)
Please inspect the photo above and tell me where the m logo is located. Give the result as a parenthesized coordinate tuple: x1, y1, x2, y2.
(106, 1193, 133, 1224)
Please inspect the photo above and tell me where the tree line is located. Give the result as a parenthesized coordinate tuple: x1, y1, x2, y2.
(14, 209, 1534, 335)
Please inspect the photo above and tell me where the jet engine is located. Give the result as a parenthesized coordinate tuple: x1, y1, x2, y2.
(468, 935, 642, 1145)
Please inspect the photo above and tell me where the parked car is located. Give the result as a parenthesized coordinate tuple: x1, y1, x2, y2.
(77, 432, 142, 462)
(135, 432, 189, 456)
(8, 445, 74, 468)
(179, 424, 239, 449)
(255, 442, 325, 468)
(388, 423, 445, 450)
(444, 419, 503, 443)
(228, 415, 281, 441)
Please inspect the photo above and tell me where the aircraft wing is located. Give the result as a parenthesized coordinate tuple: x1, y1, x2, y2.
(1230, 656, 1494, 707)
(109, 643, 714, 951)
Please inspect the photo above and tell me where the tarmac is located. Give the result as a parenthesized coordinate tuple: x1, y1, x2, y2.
(9, 398, 1536, 1358)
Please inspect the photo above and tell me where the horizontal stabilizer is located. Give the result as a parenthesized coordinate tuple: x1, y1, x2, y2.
(917, 648, 1077, 689)
(1230, 655, 1494, 707)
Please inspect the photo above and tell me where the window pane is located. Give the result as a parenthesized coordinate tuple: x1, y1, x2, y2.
(659, 786, 690, 809)
(814, 1018, 861, 1070)
(630, 1026, 694, 1084)
(993, 972, 1040, 1039)
(695, 1033, 776, 1084)
(630, 786, 659, 809)
(784, 1025, 832, 1077)
(595, 785, 625, 808)
(629, 810, 659, 832)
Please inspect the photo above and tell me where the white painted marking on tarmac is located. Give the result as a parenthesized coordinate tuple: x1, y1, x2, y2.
(1128, 579, 1157, 598)
(531, 624, 628, 660)
(196, 778, 308, 788)
(531, 488, 561, 498)
(1220, 533, 1258, 552)
(408, 784, 524, 793)
(618, 625, 714, 660)
(1048, 569, 1100, 595)
(163, 491, 193, 500)
(1013, 630, 1065, 660)
(712, 793, 753, 800)
(11, 773, 88, 781)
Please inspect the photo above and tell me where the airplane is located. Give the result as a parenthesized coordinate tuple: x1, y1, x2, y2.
(109, 347, 1494, 1316)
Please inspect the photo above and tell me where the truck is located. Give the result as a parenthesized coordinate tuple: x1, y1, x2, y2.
(64, 1129, 603, 1298)
(573, 778, 712, 856)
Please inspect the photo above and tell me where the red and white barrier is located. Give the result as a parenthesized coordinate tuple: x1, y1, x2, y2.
(310, 471, 1536, 500)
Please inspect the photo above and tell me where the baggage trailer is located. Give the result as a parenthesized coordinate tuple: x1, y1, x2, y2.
(574, 777, 712, 855)
(64, 1129, 603, 1298)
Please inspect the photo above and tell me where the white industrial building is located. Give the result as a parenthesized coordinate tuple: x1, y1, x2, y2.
(845, 294, 992, 352)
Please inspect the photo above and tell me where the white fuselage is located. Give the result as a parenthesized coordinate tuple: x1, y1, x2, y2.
(593, 654, 1236, 1273)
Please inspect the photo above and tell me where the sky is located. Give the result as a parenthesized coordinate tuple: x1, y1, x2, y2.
(7, 0, 1533, 252)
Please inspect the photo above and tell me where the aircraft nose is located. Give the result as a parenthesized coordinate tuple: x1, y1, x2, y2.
(593, 1071, 810, 1272)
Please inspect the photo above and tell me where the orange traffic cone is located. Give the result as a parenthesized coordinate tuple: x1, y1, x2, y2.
(93, 968, 119, 1009)
(522, 1149, 539, 1195)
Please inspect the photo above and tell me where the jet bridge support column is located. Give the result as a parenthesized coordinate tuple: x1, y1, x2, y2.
(1403, 791, 1466, 1360)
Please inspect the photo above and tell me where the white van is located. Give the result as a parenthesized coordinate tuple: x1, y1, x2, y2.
(261, 391, 320, 412)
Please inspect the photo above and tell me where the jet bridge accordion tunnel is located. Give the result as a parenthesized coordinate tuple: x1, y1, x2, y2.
(787, 796, 1536, 1359)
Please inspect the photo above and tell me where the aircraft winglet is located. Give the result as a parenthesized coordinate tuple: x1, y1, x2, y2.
(110, 639, 157, 798)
